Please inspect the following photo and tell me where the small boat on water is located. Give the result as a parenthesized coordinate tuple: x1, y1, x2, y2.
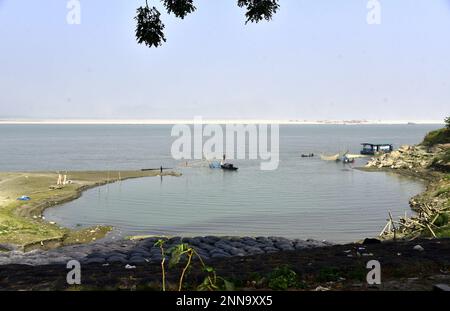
(221, 163, 239, 171)
(218, 154, 238, 171)
(342, 155, 355, 164)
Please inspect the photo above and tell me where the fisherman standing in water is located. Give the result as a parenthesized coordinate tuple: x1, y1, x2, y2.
(221, 154, 226, 166)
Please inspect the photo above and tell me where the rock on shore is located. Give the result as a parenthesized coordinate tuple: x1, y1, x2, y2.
(365, 141, 450, 238)
(365, 145, 435, 170)
(0, 236, 333, 266)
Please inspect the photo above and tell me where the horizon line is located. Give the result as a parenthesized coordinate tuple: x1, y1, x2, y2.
(0, 118, 445, 125)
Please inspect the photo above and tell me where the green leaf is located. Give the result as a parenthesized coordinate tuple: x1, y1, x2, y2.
(154, 239, 165, 247)
(168, 245, 183, 268)
(134, 6, 166, 48)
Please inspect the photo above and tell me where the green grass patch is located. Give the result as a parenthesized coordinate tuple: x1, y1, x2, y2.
(0, 170, 166, 247)
(0, 201, 64, 246)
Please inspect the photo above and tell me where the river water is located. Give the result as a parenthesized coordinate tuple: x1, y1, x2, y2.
(0, 124, 440, 242)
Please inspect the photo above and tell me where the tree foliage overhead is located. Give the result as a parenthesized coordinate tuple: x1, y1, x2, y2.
(135, 0, 280, 48)
(135, 5, 166, 48)
(162, 0, 196, 19)
(237, 0, 280, 24)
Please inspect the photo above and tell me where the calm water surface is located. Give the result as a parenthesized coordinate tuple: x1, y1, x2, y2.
(0, 124, 441, 242)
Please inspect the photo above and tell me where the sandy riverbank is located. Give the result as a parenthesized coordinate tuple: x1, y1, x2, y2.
(0, 170, 181, 251)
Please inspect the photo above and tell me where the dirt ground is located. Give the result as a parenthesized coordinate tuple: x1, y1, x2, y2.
(0, 171, 179, 249)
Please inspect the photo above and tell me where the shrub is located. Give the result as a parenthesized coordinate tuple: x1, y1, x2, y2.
(434, 213, 449, 227)
(267, 266, 299, 290)
(423, 128, 450, 147)
(317, 267, 341, 282)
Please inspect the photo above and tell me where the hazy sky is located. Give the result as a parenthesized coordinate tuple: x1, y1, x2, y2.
(0, 0, 449, 120)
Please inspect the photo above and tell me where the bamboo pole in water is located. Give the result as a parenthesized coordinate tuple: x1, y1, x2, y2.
(388, 211, 397, 240)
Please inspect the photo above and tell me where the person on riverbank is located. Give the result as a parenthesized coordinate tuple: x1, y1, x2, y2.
(221, 154, 226, 166)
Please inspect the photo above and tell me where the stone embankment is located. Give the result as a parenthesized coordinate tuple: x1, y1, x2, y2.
(0, 236, 332, 266)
